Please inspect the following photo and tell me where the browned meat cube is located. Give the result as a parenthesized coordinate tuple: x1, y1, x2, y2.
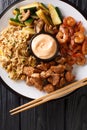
(59, 77, 66, 88)
(48, 74, 60, 86)
(65, 71, 75, 82)
(50, 64, 65, 73)
(31, 73, 40, 78)
(34, 68, 42, 73)
(43, 84, 55, 93)
(28, 77, 43, 90)
(23, 66, 34, 77)
(40, 69, 53, 78)
(26, 76, 34, 86)
(36, 62, 50, 71)
(40, 71, 47, 78)
(65, 63, 73, 71)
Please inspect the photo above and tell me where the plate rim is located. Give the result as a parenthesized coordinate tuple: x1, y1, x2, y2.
(0, 0, 87, 99)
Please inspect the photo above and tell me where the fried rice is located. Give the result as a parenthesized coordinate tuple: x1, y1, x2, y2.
(0, 25, 34, 80)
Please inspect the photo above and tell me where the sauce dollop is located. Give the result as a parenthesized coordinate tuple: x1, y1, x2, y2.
(31, 34, 58, 60)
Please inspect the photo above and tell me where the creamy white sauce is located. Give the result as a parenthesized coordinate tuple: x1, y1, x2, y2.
(31, 34, 57, 59)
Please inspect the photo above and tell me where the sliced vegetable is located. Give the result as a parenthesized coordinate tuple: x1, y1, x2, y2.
(10, 2, 62, 27)
(36, 9, 50, 25)
(40, 3, 48, 9)
(9, 18, 25, 26)
(46, 15, 53, 25)
(24, 7, 37, 15)
(13, 8, 20, 15)
(15, 13, 20, 21)
(48, 4, 62, 25)
(24, 18, 33, 26)
(20, 2, 39, 12)
(38, 3, 49, 14)
(55, 7, 63, 21)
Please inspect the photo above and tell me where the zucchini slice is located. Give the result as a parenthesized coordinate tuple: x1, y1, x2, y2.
(13, 8, 20, 15)
(36, 9, 50, 25)
(15, 13, 20, 21)
(48, 4, 62, 25)
(9, 18, 25, 26)
(55, 7, 63, 21)
(38, 3, 49, 14)
(24, 7, 37, 15)
(24, 18, 33, 26)
(20, 2, 39, 11)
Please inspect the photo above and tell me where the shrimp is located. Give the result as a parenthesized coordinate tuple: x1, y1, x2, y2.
(56, 25, 69, 44)
(82, 38, 87, 54)
(60, 44, 69, 56)
(68, 27, 74, 36)
(73, 45, 82, 53)
(74, 22, 85, 33)
(63, 16, 76, 27)
(73, 53, 86, 65)
(74, 32, 85, 44)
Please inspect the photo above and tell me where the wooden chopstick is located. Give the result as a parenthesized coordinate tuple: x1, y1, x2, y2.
(10, 77, 87, 112)
(10, 77, 87, 115)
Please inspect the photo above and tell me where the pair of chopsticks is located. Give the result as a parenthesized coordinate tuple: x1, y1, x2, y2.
(10, 77, 87, 115)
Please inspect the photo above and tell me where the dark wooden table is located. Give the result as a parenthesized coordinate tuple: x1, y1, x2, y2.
(0, 0, 87, 130)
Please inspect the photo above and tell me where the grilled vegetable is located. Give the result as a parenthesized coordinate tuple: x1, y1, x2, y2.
(24, 7, 37, 15)
(15, 13, 20, 21)
(36, 9, 50, 25)
(24, 18, 33, 26)
(9, 18, 25, 26)
(20, 2, 39, 11)
(13, 8, 20, 15)
(10, 2, 62, 27)
(48, 4, 62, 25)
(39, 3, 49, 14)
(55, 7, 63, 21)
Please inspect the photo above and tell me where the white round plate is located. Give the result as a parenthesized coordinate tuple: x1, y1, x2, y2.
(0, 0, 87, 99)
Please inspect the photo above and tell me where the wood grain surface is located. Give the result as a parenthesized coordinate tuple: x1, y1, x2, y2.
(0, 0, 87, 130)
